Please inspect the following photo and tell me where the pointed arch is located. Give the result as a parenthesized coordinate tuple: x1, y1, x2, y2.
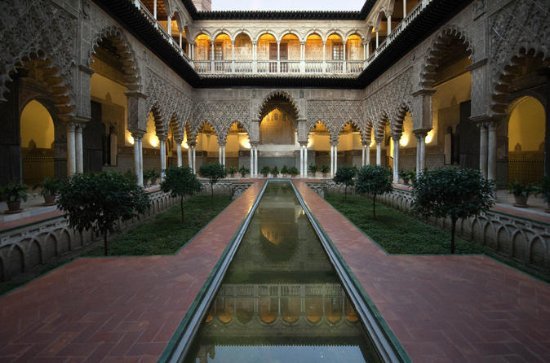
(392, 102, 412, 137)
(168, 113, 183, 142)
(258, 90, 302, 121)
(491, 48, 550, 117)
(148, 102, 167, 137)
(192, 120, 219, 140)
(220, 120, 249, 145)
(2, 52, 74, 120)
(89, 26, 141, 91)
(420, 26, 474, 89)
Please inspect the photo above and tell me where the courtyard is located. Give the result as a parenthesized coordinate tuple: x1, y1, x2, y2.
(1, 0, 550, 361)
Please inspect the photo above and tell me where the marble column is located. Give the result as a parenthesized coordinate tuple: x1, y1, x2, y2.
(191, 146, 196, 173)
(366, 144, 371, 165)
(66, 123, 76, 176)
(479, 123, 488, 179)
(415, 130, 428, 174)
(333, 144, 338, 175)
(132, 132, 144, 186)
(488, 121, 497, 181)
(250, 147, 254, 177)
(376, 141, 382, 166)
(392, 135, 400, 183)
(75, 124, 84, 174)
(176, 142, 183, 167)
(159, 136, 167, 179)
(187, 145, 192, 169)
(254, 147, 258, 176)
(330, 146, 334, 177)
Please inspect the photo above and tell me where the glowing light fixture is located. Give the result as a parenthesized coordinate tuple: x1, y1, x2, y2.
(127, 134, 135, 145)
(399, 134, 409, 147)
(149, 135, 159, 148)
(425, 130, 435, 144)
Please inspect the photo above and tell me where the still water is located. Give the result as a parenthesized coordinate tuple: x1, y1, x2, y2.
(184, 182, 381, 363)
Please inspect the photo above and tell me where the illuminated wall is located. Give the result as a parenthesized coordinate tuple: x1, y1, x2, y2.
(90, 73, 128, 145)
(260, 109, 295, 144)
(508, 97, 545, 152)
(432, 71, 472, 146)
(20, 100, 54, 149)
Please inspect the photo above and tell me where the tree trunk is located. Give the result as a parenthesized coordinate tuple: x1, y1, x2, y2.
(451, 217, 457, 254)
(103, 230, 109, 256)
(372, 195, 376, 218)
(344, 186, 347, 201)
(180, 196, 185, 224)
(211, 183, 214, 200)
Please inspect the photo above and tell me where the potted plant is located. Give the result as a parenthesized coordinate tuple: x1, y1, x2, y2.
(228, 166, 237, 178)
(535, 176, 550, 213)
(1, 182, 28, 214)
(399, 170, 416, 185)
(144, 169, 160, 186)
(320, 165, 330, 178)
(308, 164, 318, 178)
(281, 165, 289, 178)
(35, 177, 62, 205)
(261, 166, 270, 178)
(271, 166, 279, 178)
(239, 165, 249, 178)
(289, 166, 299, 178)
(509, 180, 534, 208)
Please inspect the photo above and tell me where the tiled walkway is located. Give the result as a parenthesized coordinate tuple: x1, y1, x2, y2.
(294, 181, 550, 362)
(2, 180, 550, 362)
(0, 182, 263, 362)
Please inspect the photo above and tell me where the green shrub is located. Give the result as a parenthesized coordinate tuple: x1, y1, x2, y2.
(412, 167, 494, 254)
(57, 172, 150, 255)
(333, 166, 357, 200)
(356, 165, 392, 217)
(199, 163, 226, 199)
(161, 167, 202, 223)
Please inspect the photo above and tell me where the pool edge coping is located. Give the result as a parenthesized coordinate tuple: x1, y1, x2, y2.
(159, 181, 268, 363)
(291, 181, 411, 363)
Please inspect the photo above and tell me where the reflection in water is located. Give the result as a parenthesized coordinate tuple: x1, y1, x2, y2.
(184, 182, 380, 363)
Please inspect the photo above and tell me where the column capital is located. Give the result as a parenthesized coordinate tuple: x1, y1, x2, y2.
(131, 130, 145, 139)
(78, 64, 95, 75)
(72, 115, 91, 124)
(392, 133, 402, 142)
(125, 91, 148, 99)
(465, 58, 488, 72)
(299, 142, 308, 148)
(414, 128, 431, 138)
(412, 88, 436, 97)
(469, 114, 492, 125)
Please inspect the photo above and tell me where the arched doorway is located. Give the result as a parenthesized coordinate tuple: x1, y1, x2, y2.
(507, 96, 546, 184)
(337, 122, 362, 167)
(0, 55, 73, 185)
(225, 121, 249, 169)
(20, 100, 56, 186)
(258, 94, 299, 170)
(423, 30, 473, 172)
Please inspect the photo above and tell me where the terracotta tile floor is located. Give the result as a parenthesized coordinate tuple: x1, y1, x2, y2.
(2, 180, 550, 362)
(294, 181, 550, 362)
(0, 182, 263, 362)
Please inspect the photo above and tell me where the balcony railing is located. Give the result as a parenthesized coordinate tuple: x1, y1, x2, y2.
(131, 0, 433, 77)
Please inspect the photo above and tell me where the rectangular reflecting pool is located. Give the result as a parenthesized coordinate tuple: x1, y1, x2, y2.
(184, 182, 382, 363)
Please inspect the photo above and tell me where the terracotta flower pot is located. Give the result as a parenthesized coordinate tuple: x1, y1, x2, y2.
(513, 194, 528, 208)
(43, 194, 56, 206)
(6, 200, 22, 214)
